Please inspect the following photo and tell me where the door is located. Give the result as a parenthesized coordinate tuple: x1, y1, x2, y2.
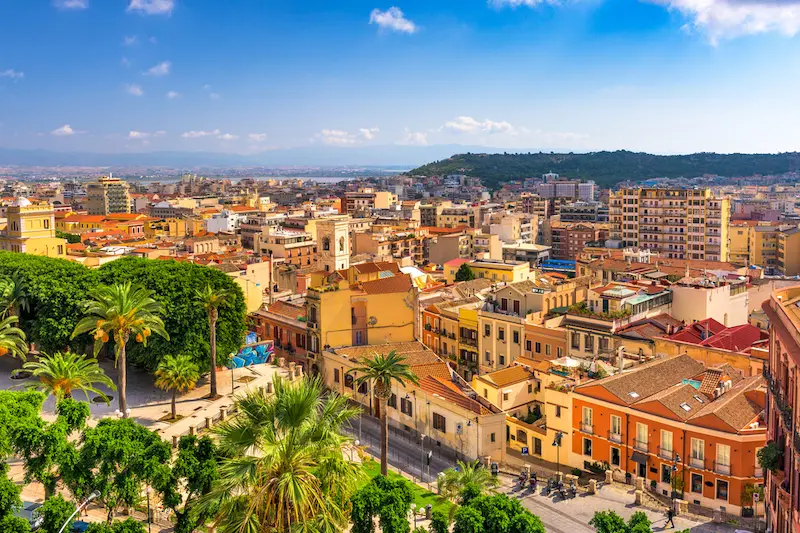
(638, 462, 647, 478)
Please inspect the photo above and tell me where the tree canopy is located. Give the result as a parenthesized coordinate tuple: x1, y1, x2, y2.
(408, 150, 800, 189)
(455, 264, 475, 282)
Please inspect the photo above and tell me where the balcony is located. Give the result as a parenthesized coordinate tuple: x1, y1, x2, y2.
(689, 456, 705, 469)
(580, 422, 594, 435)
(713, 461, 731, 476)
(633, 439, 649, 452)
(658, 446, 675, 460)
(607, 431, 623, 444)
(460, 337, 478, 348)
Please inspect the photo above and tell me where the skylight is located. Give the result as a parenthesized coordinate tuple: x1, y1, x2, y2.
(629, 392, 640, 399)
(680, 403, 691, 411)
(693, 395, 704, 403)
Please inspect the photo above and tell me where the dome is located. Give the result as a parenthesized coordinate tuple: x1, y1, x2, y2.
(11, 197, 31, 207)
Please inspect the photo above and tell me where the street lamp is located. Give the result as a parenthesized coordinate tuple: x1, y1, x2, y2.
(58, 490, 100, 533)
(552, 431, 564, 476)
(350, 440, 360, 462)
(671, 453, 682, 505)
(419, 434, 427, 482)
(410, 503, 417, 529)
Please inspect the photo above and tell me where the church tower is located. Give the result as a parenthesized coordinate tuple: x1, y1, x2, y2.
(315, 219, 350, 272)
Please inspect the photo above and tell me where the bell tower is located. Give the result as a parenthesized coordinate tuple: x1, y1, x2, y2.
(316, 219, 350, 272)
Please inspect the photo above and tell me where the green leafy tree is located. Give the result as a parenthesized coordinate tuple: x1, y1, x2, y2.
(0, 390, 45, 457)
(431, 508, 451, 533)
(154, 354, 200, 420)
(72, 282, 169, 417)
(194, 285, 236, 398)
(197, 377, 362, 533)
(85, 518, 147, 533)
(0, 274, 29, 320)
(39, 494, 76, 533)
(511, 513, 546, 533)
(351, 475, 414, 533)
(0, 252, 97, 354)
(437, 460, 499, 502)
(351, 350, 419, 476)
(758, 441, 782, 473)
(11, 398, 89, 500)
(96, 258, 246, 373)
(160, 435, 218, 533)
(455, 264, 475, 282)
(0, 463, 28, 533)
(454, 494, 542, 533)
(55, 231, 82, 244)
(0, 315, 28, 361)
(453, 506, 484, 533)
(590, 510, 653, 533)
(17, 351, 115, 402)
(67, 418, 172, 524)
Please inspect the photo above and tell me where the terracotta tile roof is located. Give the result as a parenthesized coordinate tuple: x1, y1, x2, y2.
(357, 273, 412, 295)
(665, 318, 727, 344)
(698, 369, 723, 395)
(513, 357, 552, 373)
(688, 376, 765, 431)
(637, 382, 708, 421)
(699, 324, 765, 352)
(353, 261, 400, 275)
(478, 365, 534, 388)
(266, 300, 306, 322)
(334, 341, 432, 362)
(419, 376, 489, 415)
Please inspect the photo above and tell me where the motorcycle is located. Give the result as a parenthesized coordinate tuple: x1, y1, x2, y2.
(529, 475, 537, 492)
(568, 480, 577, 498)
(517, 471, 528, 488)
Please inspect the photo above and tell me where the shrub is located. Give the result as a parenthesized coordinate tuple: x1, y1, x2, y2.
(431, 509, 451, 533)
(757, 441, 782, 474)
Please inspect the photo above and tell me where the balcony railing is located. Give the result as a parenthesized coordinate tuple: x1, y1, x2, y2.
(713, 461, 731, 476)
(580, 422, 594, 435)
(607, 431, 623, 444)
(633, 439, 649, 452)
(460, 337, 478, 348)
(658, 446, 675, 460)
(755, 467, 764, 479)
(689, 456, 705, 469)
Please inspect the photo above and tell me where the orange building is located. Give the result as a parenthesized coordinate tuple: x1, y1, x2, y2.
(251, 300, 309, 369)
(572, 354, 766, 515)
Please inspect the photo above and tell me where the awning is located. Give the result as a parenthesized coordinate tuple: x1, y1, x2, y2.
(631, 451, 648, 465)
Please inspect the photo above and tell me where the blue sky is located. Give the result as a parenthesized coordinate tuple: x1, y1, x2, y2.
(1, 0, 800, 156)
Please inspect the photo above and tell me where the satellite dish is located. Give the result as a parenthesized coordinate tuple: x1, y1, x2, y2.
(368, 316, 378, 326)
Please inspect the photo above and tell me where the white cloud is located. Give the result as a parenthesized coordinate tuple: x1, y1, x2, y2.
(181, 129, 220, 139)
(209, 92, 221, 100)
(153, 130, 166, 137)
(128, 130, 149, 139)
(369, 7, 418, 33)
(397, 128, 428, 146)
(54, 0, 88, 10)
(218, 133, 239, 141)
(125, 84, 144, 96)
(248, 133, 268, 142)
(144, 61, 171, 76)
(650, 0, 800, 43)
(123, 35, 139, 46)
(359, 127, 380, 140)
(51, 124, 77, 136)
(318, 127, 380, 145)
(127, 0, 174, 15)
(443, 116, 516, 134)
(166, 90, 181, 99)
(0, 69, 24, 79)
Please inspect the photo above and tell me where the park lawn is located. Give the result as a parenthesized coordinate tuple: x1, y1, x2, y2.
(361, 460, 454, 515)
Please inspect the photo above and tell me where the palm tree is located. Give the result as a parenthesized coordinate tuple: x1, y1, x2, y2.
(0, 315, 28, 361)
(196, 377, 362, 533)
(16, 351, 116, 402)
(195, 285, 235, 399)
(437, 460, 500, 502)
(0, 274, 29, 319)
(154, 354, 200, 420)
(351, 350, 419, 476)
(71, 282, 169, 418)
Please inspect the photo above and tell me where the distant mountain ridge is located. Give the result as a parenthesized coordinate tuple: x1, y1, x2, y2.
(407, 150, 800, 188)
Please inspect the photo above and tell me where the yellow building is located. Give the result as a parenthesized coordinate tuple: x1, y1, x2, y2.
(305, 273, 416, 365)
(86, 176, 131, 215)
(777, 227, 800, 276)
(0, 198, 66, 257)
(470, 259, 532, 283)
(728, 223, 750, 266)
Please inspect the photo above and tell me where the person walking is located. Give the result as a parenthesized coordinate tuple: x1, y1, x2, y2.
(666, 508, 676, 529)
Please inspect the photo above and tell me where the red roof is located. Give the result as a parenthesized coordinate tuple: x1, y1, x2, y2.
(664, 319, 764, 353)
(444, 258, 472, 268)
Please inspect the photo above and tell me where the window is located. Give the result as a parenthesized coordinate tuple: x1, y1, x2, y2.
(334, 368, 340, 383)
(433, 413, 446, 432)
(344, 374, 354, 389)
(490, 433, 496, 443)
(555, 405, 562, 418)
(388, 394, 397, 409)
(517, 429, 527, 444)
(499, 355, 505, 365)
(661, 464, 672, 484)
(717, 444, 730, 473)
(557, 347, 563, 357)
(661, 430, 673, 455)
(610, 415, 622, 437)
(358, 382, 368, 394)
(545, 344, 552, 356)
(534, 437, 542, 456)
(355, 331, 364, 345)
(513, 300, 520, 314)
(503, 392, 509, 401)
(498, 328, 505, 341)
(636, 423, 648, 449)
(610, 447, 621, 467)
(716, 480, 729, 501)
(400, 397, 413, 416)
(309, 306, 318, 324)
(691, 438, 705, 466)
(485, 351, 491, 362)
(484, 324, 491, 336)
(571, 332, 580, 349)
(527, 384, 532, 394)
(483, 388, 488, 398)
(583, 438, 593, 457)
(535, 342, 542, 353)
(585, 335, 594, 352)
(582, 406, 593, 426)
(501, 298, 508, 311)
(526, 340, 532, 351)
(513, 331, 520, 344)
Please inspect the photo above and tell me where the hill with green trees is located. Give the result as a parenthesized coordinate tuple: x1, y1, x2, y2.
(407, 150, 800, 189)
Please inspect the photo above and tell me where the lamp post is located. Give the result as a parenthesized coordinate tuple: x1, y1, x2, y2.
(419, 434, 427, 483)
(58, 490, 100, 533)
(671, 453, 681, 510)
(552, 431, 564, 476)
(410, 503, 417, 529)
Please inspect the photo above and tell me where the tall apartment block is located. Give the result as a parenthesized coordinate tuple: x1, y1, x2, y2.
(86, 176, 132, 215)
(609, 188, 730, 262)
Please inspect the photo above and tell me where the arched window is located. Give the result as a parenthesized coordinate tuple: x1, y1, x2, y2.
(338, 236, 345, 252)
(322, 237, 330, 251)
